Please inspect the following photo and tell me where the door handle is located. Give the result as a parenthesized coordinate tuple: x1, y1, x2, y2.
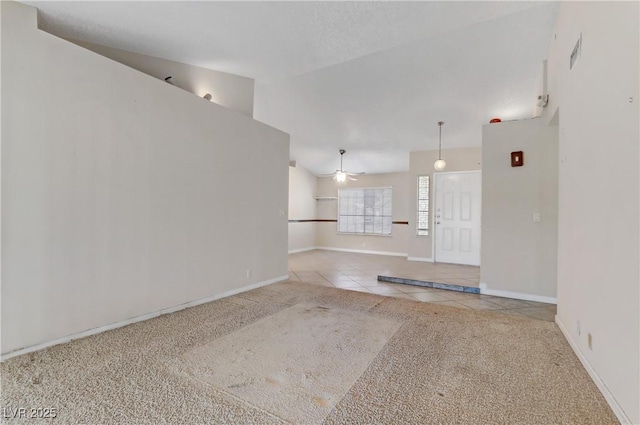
(436, 221, 440, 224)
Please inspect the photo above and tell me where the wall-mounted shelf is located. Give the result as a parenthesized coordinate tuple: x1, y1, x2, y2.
(314, 196, 337, 201)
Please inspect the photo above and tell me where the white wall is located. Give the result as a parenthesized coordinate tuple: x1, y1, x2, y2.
(288, 164, 317, 253)
(1, 2, 289, 355)
(481, 118, 558, 300)
(408, 147, 482, 260)
(69, 39, 255, 118)
(315, 173, 410, 256)
(544, 1, 639, 423)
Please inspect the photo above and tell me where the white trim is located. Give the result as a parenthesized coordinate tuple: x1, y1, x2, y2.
(316, 246, 408, 257)
(407, 256, 434, 263)
(0, 275, 288, 362)
(555, 317, 632, 424)
(288, 246, 317, 254)
(479, 282, 557, 304)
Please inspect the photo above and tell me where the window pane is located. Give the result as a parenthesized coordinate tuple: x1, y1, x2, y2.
(364, 216, 374, 233)
(347, 215, 356, 233)
(382, 217, 392, 235)
(373, 216, 383, 233)
(355, 191, 365, 215)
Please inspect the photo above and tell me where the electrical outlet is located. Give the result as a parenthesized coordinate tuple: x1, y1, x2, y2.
(246, 270, 252, 279)
(588, 333, 593, 350)
(577, 320, 581, 336)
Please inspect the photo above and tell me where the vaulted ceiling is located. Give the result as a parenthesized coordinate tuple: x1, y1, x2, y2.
(26, 1, 559, 175)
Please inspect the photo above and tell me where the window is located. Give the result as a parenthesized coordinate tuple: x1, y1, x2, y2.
(417, 175, 429, 236)
(338, 187, 392, 235)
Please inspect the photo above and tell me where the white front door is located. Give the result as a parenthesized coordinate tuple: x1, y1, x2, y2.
(434, 171, 481, 266)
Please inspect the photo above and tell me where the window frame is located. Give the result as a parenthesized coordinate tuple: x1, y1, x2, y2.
(416, 175, 430, 236)
(337, 186, 393, 236)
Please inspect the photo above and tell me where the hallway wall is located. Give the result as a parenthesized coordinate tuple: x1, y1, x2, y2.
(1, 1, 289, 355)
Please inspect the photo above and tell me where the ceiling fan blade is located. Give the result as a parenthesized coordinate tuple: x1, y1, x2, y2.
(346, 172, 365, 176)
(348, 176, 358, 181)
(318, 172, 338, 177)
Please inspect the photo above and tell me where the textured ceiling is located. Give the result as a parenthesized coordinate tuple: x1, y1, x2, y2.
(25, 1, 559, 175)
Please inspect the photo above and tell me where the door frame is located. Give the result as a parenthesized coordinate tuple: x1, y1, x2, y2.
(432, 170, 482, 265)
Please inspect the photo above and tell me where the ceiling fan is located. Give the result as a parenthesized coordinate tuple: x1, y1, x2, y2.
(320, 149, 364, 182)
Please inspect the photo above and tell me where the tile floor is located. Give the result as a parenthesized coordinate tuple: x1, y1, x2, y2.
(288, 250, 557, 322)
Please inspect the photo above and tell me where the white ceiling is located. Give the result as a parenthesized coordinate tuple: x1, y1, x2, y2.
(26, 1, 559, 175)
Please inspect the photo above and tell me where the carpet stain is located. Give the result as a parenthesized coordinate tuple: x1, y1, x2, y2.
(313, 397, 330, 407)
(228, 382, 249, 389)
(266, 377, 282, 386)
(176, 303, 401, 424)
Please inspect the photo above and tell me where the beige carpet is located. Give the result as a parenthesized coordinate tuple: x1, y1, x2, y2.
(1, 281, 617, 424)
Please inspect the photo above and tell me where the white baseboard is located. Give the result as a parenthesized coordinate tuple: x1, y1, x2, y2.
(316, 246, 408, 257)
(0, 275, 288, 362)
(407, 256, 434, 263)
(555, 317, 632, 424)
(479, 282, 557, 304)
(291, 249, 426, 261)
(288, 246, 317, 254)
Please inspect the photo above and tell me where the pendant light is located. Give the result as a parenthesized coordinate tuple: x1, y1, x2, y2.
(434, 121, 447, 171)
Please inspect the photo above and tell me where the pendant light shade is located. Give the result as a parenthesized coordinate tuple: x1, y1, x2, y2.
(433, 121, 447, 171)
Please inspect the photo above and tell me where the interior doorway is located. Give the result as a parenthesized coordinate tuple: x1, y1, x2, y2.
(434, 171, 482, 266)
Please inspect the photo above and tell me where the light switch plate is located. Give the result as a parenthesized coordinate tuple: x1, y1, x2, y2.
(532, 213, 541, 223)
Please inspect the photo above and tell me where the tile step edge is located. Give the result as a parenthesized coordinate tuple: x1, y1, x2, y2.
(377, 275, 481, 294)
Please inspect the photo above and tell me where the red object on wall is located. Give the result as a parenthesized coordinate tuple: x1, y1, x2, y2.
(490, 118, 502, 123)
(511, 151, 524, 167)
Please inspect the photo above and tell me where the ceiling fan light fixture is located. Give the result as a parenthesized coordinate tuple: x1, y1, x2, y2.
(433, 121, 447, 171)
(319, 149, 364, 182)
